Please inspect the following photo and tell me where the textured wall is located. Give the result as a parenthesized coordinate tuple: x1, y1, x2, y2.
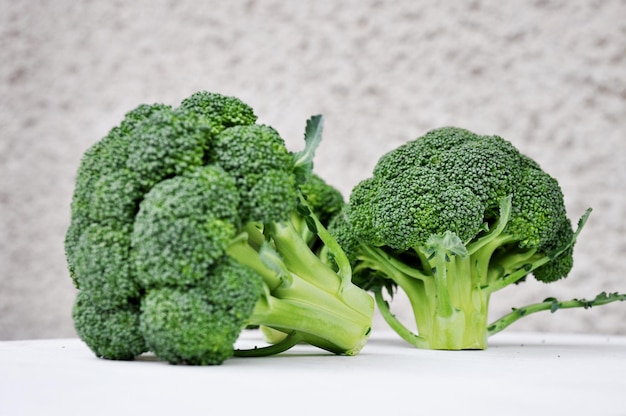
(1, 0, 625, 340)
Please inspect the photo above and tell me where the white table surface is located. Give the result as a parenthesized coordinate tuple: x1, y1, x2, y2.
(1, 330, 625, 416)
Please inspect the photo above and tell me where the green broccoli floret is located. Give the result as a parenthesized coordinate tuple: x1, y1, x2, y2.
(66, 92, 373, 365)
(299, 173, 345, 227)
(64, 103, 172, 282)
(72, 290, 146, 360)
(334, 126, 624, 350)
(139, 257, 264, 365)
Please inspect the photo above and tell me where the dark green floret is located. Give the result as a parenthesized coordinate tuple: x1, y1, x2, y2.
(72, 290, 146, 361)
(210, 124, 298, 224)
(333, 126, 624, 350)
(179, 90, 258, 134)
(72, 223, 138, 306)
(140, 257, 263, 366)
(299, 173, 345, 227)
(65, 92, 373, 365)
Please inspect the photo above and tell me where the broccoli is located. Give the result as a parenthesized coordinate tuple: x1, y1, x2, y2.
(332, 126, 624, 350)
(66, 92, 374, 365)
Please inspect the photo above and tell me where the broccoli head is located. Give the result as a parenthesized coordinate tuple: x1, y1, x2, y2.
(66, 93, 373, 365)
(334, 126, 623, 350)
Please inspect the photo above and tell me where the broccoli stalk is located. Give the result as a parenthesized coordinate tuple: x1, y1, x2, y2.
(365, 198, 593, 349)
(334, 127, 625, 350)
(226, 199, 373, 356)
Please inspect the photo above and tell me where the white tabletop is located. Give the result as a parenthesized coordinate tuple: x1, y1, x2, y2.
(1, 330, 625, 416)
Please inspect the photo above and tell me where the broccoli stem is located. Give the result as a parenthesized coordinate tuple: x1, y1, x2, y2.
(234, 331, 303, 357)
(374, 201, 596, 349)
(487, 292, 626, 336)
(227, 219, 374, 356)
(226, 238, 283, 290)
(407, 232, 488, 349)
(466, 195, 513, 257)
(362, 242, 489, 349)
(249, 288, 372, 355)
(269, 218, 375, 318)
(428, 260, 489, 350)
(269, 221, 342, 291)
(467, 195, 516, 287)
(305, 202, 352, 283)
(355, 244, 435, 337)
(485, 208, 592, 295)
(374, 289, 429, 349)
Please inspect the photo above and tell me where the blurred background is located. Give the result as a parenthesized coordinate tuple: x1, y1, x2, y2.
(1, 0, 625, 340)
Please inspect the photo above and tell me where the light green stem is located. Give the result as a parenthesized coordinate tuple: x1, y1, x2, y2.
(234, 332, 303, 357)
(488, 292, 626, 336)
(374, 289, 429, 348)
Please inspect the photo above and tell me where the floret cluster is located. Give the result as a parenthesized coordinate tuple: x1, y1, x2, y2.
(65, 91, 624, 364)
(66, 92, 373, 364)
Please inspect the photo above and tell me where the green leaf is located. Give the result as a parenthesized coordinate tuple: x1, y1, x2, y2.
(549, 300, 560, 313)
(293, 115, 324, 182)
(305, 215, 318, 234)
(296, 203, 311, 217)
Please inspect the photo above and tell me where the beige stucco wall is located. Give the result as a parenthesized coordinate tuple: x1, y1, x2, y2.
(1, 0, 625, 340)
